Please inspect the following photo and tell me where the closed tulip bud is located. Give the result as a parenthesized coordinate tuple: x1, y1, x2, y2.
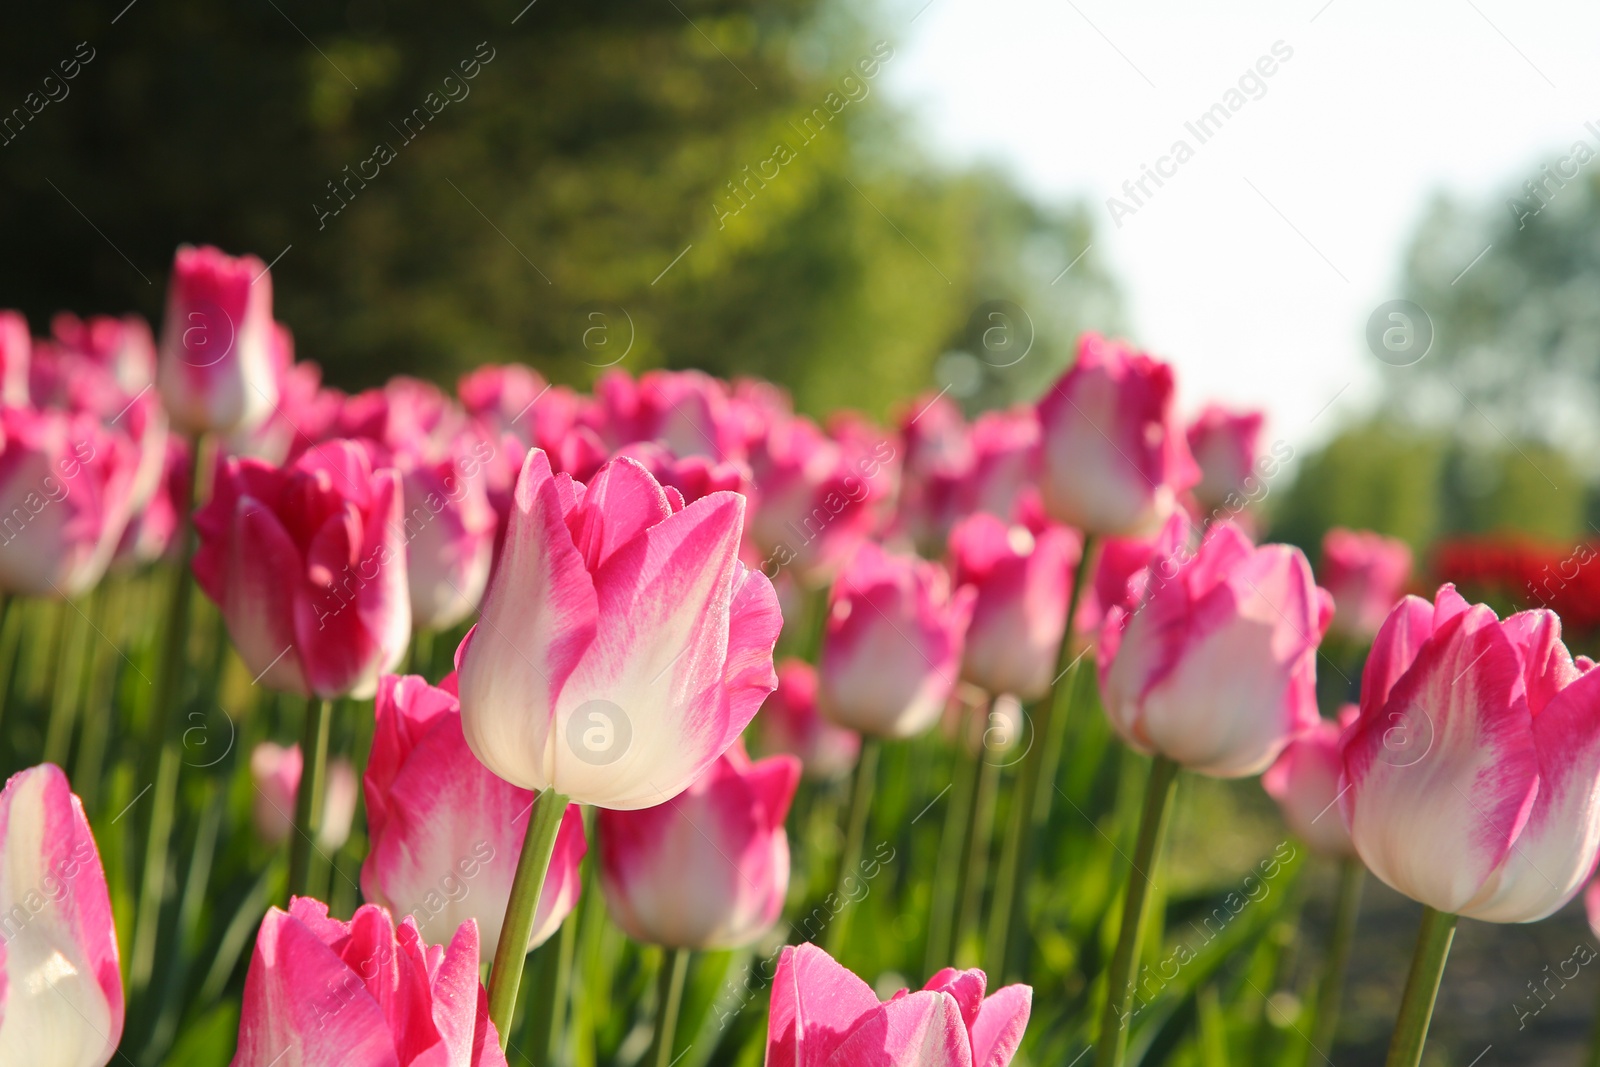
(0, 407, 141, 598)
(456, 449, 781, 808)
(965, 405, 1039, 523)
(818, 544, 973, 739)
(1036, 334, 1198, 537)
(599, 743, 798, 950)
(232, 897, 507, 1066)
(361, 674, 586, 952)
(249, 742, 358, 850)
(1100, 522, 1329, 778)
(948, 513, 1079, 701)
(765, 944, 1031, 1067)
(758, 659, 860, 780)
(1185, 403, 1265, 514)
(1319, 527, 1413, 641)
(0, 764, 123, 1067)
(1263, 705, 1358, 857)
(193, 440, 410, 699)
(1340, 585, 1600, 922)
(0, 311, 29, 407)
(157, 244, 279, 436)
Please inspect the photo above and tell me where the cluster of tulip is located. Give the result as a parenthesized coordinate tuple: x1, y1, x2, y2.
(2, 243, 1599, 1067)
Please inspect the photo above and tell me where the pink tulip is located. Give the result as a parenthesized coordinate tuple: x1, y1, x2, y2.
(0, 311, 29, 407)
(0, 406, 141, 598)
(765, 944, 1031, 1067)
(1036, 334, 1199, 537)
(758, 658, 860, 780)
(747, 413, 896, 586)
(115, 436, 191, 569)
(817, 543, 973, 739)
(948, 513, 1080, 701)
(615, 441, 752, 507)
(361, 674, 586, 952)
(893, 390, 973, 553)
(1262, 705, 1358, 858)
(0, 764, 123, 1066)
(249, 742, 358, 850)
(1340, 585, 1600, 922)
(586, 368, 745, 462)
(1185, 404, 1265, 514)
(193, 439, 410, 699)
(965, 405, 1039, 523)
(456, 449, 781, 808)
(157, 244, 279, 436)
(599, 742, 798, 949)
(1099, 522, 1329, 777)
(1319, 527, 1413, 641)
(231, 337, 343, 465)
(232, 897, 507, 1066)
(47, 312, 158, 400)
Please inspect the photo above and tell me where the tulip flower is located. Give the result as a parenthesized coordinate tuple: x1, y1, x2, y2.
(231, 337, 344, 465)
(598, 742, 798, 950)
(586, 368, 746, 462)
(456, 448, 780, 808)
(1185, 403, 1264, 515)
(1319, 527, 1413, 641)
(0, 311, 29, 407)
(1262, 705, 1358, 858)
(156, 244, 279, 436)
(0, 764, 123, 1067)
(817, 543, 973, 739)
(114, 435, 190, 569)
(1036, 333, 1198, 537)
(361, 674, 586, 952)
(0, 406, 141, 598)
(765, 944, 1031, 1067)
(948, 513, 1079, 701)
(249, 742, 358, 850)
(757, 658, 859, 780)
(964, 405, 1038, 523)
(231, 897, 507, 1066)
(892, 390, 972, 553)
(1340, 585, 1600, 922)
(193, 439, 410, 699)
(1099, 521, 1328, 778)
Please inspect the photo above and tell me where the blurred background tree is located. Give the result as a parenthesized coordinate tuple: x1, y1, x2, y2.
(0, 0, 1121, 418)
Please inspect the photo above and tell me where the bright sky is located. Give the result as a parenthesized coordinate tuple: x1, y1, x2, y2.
(884, 0, 1600, 454)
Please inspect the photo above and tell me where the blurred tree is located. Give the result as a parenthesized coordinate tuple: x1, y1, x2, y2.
(0, 0, 1120, 418)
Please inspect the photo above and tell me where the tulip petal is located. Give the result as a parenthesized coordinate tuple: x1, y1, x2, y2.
(1501, 609, 1579, 717)
(566, 457, 673, 572)
(1342, 604, 1538, 913)
(822, 990, 973, 1067)
(921, 968, 985, 1031)
(226, 495, 310, 695)
(969, 986, 1032, 1067)
(1462, 664, 1600, 921)
(1359, 594, 1435, 716)
(766, 944, 880, 1067)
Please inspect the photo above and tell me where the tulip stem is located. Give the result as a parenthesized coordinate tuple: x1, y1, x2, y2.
(488, 787, 570, 1050)
(987, 533, 1095, 978)
(1585, 964, 1600, 1067)
(1384, 906, 1457, 1067)
(1095, 754, 1179, 1067)
(287, 695, 332, 898)
(826, 736, 880, 955)
(1309, 858, 1365, 1055)
(651, 947, 692, 1067)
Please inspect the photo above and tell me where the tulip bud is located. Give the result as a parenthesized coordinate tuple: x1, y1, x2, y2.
(1185, 404, 1265, 514)
(765, 943, 1031, 1067)
(156, 244, 279, 436)
(757, 658, 860, 780)
(361, 674, 586, 952)
(948, 514, 1079, 701)
(965, 405, 1039, 523)
(1340, 586, 1600, 922)
(249, 742, 358, 850)
(232, 897, 507, 1066)
(0, 311, 30, 407)
(0, 764, 123, 1067)
(599, 744, 798, 950)
(817, 544, 973, 739)
(1262, 705, 1358, 857)
(1099, 521, 1329, 778)
(1319, 527, 1413, 641)
(1036, 333, 1199, 537)
(456, 450, 781, 809)
(192, 439, 410, 699)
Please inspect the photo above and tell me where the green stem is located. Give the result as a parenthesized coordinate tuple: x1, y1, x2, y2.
(487, 788, 571, 1049)
(287, 696, 332, 899)
(1384, 907, 1458, 1067)
(1586, 964, 1600, 1067)
(955, 741, 1001, 963)
(1309, 858, 1365, 1055)
(925, 736, 979, 974)
(73, 579, 123, 812)
(547, 904, 579, 1063)
(651, 947, 692, 1067)
(42, 596, 91, 766)
(825, 736, 881, 955)
(1095, 755, 1180, 1067)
